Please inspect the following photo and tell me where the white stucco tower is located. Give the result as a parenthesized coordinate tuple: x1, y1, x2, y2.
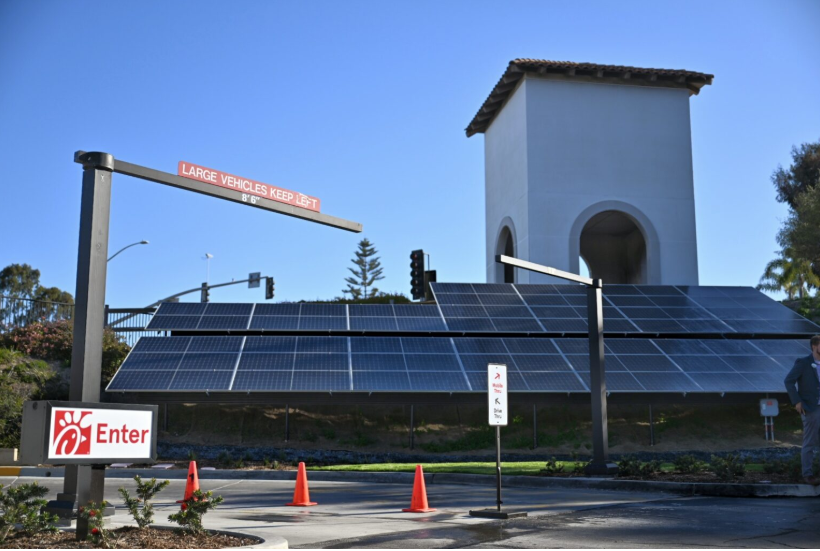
(468, 59, 713, 285)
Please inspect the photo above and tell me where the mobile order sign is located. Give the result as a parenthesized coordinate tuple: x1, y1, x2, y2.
(20, 401, 158, 465)
(488, 364, 508, 426)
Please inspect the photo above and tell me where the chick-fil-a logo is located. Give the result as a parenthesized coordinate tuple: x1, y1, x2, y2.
(52, 409, 92, 456)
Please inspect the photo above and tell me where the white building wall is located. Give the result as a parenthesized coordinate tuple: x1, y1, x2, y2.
(485, 76, 700, 285)
(484, 80, 530, 283)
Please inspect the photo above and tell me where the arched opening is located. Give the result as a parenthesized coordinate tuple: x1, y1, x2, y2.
(579, 256, 591, 279)
(580, 211, 647, 284)
(496, 226, 515, 283)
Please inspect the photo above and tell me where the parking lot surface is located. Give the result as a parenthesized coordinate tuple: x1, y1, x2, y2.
(2, 476, 817, 548)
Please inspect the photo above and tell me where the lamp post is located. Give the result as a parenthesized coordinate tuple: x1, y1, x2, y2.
(204, 253, 213, 284)
(107, 240, 149, 262)
(495, 254, 618, 475)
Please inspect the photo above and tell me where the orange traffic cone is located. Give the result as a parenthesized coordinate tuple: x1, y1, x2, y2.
(177, 461, 200, 504)
(402, 465, 436, 513)
(286, 462, 317, 506)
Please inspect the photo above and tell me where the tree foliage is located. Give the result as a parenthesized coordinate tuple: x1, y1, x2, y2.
(0, 349, 54, 448)
(0, 264, 74, 326)
(343, 238, 385, 300)
(778, 184, 820, 269)
(772, 140, 820, 208)
(757, 247, 820, 300)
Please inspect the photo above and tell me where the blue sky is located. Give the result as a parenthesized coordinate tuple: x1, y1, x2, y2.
(1, 0, 818, 306)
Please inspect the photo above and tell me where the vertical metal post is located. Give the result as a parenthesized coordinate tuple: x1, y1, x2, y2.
(495, 425, 502, 512)
(532, 404, 538, 449)
(410, 405, 415, 450)
(64, 152, 114, 538)
(649, 404, 655, 446)
(163, 404, 168, 432)
(285, 405, 289, 442)
(584, 281, 617, 475)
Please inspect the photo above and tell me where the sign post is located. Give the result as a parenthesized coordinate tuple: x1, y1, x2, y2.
(469, 364, 527, 519)
(48, 151, 363, 539)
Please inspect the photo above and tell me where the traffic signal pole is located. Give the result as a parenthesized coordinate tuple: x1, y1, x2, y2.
(495, 255, 617, 475)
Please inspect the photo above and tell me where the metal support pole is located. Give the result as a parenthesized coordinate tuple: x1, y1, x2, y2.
(585, 281, 617, 475)
(285, 405, 289, 442)
(410, 405, 415, 450)
(163, 404, 168, 432)
(532, 404, 538, 449)
(60, 152, 113, 535)
(495, 426, 502, 512)
(649, 404, 655, 446)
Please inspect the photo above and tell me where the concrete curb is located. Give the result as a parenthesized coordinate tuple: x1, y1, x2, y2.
(10, 467, 820, 498)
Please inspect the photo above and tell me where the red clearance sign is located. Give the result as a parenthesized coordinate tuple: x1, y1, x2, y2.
(178, 162, 321, 213)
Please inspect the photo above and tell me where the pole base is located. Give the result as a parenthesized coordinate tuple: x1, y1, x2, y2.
(584, 461, 619, 476)
(469, 509, 528, 519)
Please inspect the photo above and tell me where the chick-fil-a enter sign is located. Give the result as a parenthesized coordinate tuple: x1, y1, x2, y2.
(178, 162, 321, 213)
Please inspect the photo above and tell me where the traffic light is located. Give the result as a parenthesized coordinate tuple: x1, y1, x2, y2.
(410, 250, 425, 300)
(265, 277, 275, 300)
(200, 282, 210, 303)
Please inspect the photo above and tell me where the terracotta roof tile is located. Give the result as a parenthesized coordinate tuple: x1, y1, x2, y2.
(466, 59, 714, 137)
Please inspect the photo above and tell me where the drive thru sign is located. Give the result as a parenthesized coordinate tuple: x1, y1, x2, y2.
(488, 363, 508, 426)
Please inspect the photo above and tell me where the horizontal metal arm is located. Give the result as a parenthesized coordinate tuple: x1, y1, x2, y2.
(495, 255, 596, 287)
(75, 151, 362, 233)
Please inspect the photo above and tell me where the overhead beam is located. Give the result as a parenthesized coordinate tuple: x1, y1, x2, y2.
(496, 254, 593, 286)
(74, 152, 363, 233)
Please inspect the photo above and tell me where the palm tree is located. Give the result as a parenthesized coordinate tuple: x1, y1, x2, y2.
(757, 247, 820, 300)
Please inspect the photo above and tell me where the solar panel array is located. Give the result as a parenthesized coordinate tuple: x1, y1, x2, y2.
(146, 302, 446, 332)
(145, 284, 819, 336)
(107, 335, 805, 394)
(433, 283, 820, 335)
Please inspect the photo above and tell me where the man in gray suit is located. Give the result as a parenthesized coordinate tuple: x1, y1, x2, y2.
(784, 334, 820, 484)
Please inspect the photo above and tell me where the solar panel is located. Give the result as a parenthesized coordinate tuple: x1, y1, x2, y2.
(153, 302, 206, 315)
(109, 332, 800, 395)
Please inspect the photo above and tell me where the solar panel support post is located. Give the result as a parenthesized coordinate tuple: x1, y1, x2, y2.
(409, 405, 415, 450)
(532, 405, 538, 449)
(585, 282, 618, 475)
(494, 255, 617, 476)
(284, 405, 289, 442)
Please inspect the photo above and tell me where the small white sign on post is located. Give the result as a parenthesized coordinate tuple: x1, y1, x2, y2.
(488, 363, 508, 426)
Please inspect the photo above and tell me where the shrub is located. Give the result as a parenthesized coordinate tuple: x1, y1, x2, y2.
(119, 475, 170, 529)
(0, 320, 129, 387)
(168, 489, 224, 535)
(0, 348, 54, 447)
(78, 501, 109, 547)
(617, 455, 662, 478)
(711, 454, 746, 482)
(217, 451, 233, 467)
(674, 454, 707, 474)
(542, 457, 564, 475)
(0, 482, 58, 542)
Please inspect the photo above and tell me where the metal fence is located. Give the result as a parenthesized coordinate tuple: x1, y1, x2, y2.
(1, 296, 162, 348)
(0, 295, 74, 328)
(105, 307, 163, 347)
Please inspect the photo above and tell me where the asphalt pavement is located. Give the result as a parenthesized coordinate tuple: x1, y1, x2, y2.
(1, 475, 817, 548)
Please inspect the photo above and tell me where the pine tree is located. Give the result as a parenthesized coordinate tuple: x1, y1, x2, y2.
(343, 239, 385, 300)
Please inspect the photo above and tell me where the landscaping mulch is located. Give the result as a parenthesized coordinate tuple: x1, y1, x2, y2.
(1, 527, 258, 549)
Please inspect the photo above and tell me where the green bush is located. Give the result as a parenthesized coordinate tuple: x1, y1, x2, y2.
(168, 489, 224, 535)
(0, 349, 54, 448)
(119, 475, 170, 529)
(79, 501, 109, 547)
(711, 454, 746, 482)
(0, 320, 130, 387)
(617, 455, 662, 478)
(542, 457, 564, 475)
(0, 482, 58, 542)
(674, 454, 707, 474)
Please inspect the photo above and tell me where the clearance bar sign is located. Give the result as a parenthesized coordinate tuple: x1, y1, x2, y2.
(178, 161, 321, 213)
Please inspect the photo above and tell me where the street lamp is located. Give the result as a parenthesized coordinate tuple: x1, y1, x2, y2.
(107, 240, 149, 262)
